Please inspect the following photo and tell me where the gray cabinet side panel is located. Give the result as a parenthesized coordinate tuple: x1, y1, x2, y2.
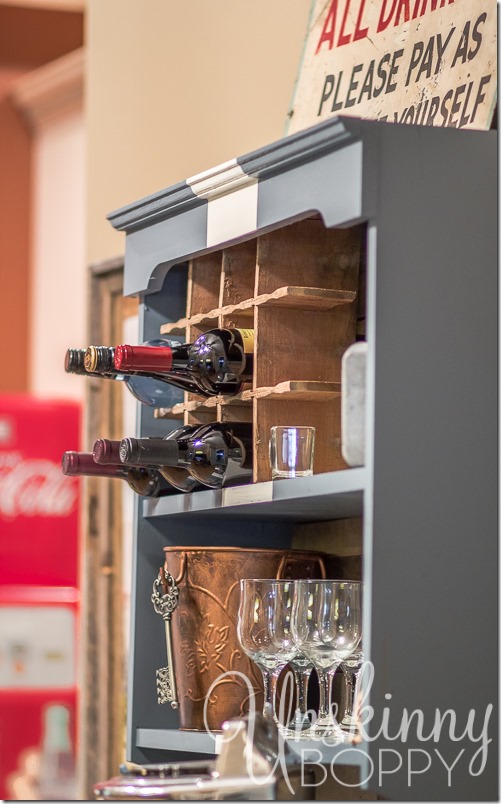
(369, 126, 498, 800)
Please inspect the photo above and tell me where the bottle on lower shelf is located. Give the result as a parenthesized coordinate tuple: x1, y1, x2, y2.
(119, 421, 253, 489)
(93, 426, 203, 493)
(61, 451, 177, 497)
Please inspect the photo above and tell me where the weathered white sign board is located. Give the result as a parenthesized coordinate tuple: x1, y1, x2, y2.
(287, 0, 497, 133)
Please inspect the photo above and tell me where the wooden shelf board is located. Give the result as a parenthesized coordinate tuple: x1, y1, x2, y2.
(249, 381, 341, 401)
(160, 287, 356, 334)
(153, 381, 341, 418)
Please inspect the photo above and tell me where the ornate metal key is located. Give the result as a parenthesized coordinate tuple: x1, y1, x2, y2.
(151, 569, 179, 709)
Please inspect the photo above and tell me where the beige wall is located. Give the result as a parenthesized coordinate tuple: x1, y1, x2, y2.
(30, 104, 86, 398)
(85, 0, 311, 267)
(13, 49, 86, 400)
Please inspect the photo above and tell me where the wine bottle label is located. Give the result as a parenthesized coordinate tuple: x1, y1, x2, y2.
(236, 328, 254, 354)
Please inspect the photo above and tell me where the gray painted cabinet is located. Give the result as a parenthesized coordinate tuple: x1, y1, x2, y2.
(109, 117, 498, 801)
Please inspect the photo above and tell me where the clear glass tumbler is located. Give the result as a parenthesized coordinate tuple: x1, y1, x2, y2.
(269, 426, 316, 479)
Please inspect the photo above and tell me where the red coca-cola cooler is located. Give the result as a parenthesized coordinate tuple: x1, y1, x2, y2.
(0, 395, 81, 800)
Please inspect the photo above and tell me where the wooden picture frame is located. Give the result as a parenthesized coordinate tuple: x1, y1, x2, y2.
(78, 256, 137, 798)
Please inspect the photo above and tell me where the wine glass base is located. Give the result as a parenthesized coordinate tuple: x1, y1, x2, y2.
(308, 720, 350, 744)
(279, 718, 313, 741)
(340, 715, 359, 732)
(279, 719, 355, 744)
(287, 712, 312, 731)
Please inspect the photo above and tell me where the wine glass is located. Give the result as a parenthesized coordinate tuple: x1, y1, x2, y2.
(237, 579, 297, 722)
(291, 580, 362, 739)
(264, 580, 313, 735)
(340, 645, 364, 733)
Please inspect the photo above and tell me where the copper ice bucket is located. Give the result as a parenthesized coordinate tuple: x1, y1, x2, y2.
(161, 546, 340, 732)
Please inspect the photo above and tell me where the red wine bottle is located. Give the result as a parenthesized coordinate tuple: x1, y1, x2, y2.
(81, 343, 201, 400)
(114, 328, 254, 398)
(93, 431, 202, 493)
(61, 451, 175, 497)
(119, 421, 253, 489)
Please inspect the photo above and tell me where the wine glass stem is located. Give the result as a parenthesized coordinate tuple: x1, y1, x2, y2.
(317, 668, 330, 721)
(351, 667, 363, 719)
(269, 668, 282, 717)
(260, 667, 272, 713)
(317, 666, 340, 722)
(342, 675, 354, 719)
(259, 666, 282, 720)
(294, 666, 311, 716)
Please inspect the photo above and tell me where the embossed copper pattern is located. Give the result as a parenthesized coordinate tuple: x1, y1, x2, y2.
(162, 546, 342, 732)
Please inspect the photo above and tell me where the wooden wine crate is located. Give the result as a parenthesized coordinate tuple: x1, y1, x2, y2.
(156, 217, 365, 483)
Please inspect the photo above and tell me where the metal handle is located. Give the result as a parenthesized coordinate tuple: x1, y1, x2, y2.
(276, 553, 327, 579)
(151, 569, 180, 708)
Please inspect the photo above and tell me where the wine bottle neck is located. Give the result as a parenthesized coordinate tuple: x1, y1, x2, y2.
(61, 452, 129, 479)
(61, 452, 173, 497)
(119, 437, 183, 467)
(115, 344, 173, 372)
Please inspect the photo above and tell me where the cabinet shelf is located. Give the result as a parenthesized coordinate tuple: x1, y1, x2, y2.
(154, 381, 342, 419)
(159, 286, 356, 335)
(136, 728, 217, 755)
(143, 467, 366, 523)
(135, 728, 366, 765)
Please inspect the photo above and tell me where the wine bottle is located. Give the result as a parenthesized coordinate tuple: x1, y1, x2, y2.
(93, 431, 202, 493)
(61, 451, 175, 497)
(65, 343, 190, 406)
(120, 421, 253, 489)
(84, 343, 202, 397)
(113, 328, 254, 397)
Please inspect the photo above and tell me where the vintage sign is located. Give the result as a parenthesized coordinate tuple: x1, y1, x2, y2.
(287, 0, 497, 133)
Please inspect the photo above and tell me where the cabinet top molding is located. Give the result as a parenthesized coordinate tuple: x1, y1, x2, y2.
(109, 116, 496, 298)
(107, 116, 358, 233)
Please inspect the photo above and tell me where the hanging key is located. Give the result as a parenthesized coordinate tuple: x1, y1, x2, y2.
(151, 568, 179, 709)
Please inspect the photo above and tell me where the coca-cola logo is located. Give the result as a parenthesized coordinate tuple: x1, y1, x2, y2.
(0, 456, 78, 519)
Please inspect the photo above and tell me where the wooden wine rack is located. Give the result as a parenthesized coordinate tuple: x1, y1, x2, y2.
(154, 218, 365, 483)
